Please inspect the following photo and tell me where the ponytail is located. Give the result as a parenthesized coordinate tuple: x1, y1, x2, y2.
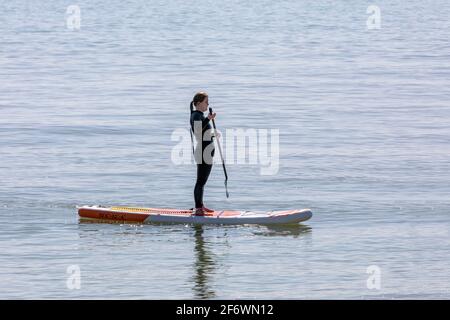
(189, 101, 195, 155)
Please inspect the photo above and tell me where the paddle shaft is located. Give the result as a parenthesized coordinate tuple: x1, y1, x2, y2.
(209, 107, 229, 198)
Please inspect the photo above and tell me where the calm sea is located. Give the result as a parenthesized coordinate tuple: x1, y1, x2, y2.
(0, 0, 449, 299)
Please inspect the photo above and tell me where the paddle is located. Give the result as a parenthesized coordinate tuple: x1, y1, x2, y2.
(209, 107, 229, 198)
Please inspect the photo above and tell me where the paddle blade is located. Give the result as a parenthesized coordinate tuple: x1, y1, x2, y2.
(225, 181, 229, 198)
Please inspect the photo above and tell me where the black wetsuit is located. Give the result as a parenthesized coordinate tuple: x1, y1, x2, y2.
(190, 110, 215, 208)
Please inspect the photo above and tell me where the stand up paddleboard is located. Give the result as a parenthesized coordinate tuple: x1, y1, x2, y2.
(77, 205, 312, 225)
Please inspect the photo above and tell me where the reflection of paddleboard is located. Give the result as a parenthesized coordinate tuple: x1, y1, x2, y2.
(77, 205, 312, 225)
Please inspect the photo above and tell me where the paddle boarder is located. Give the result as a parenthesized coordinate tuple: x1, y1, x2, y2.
(190, 92, 216, 216)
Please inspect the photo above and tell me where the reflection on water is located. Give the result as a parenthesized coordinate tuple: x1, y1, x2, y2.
(190, 223, 312, 299)
(78, 218, 126, 225)
(252, 224, 312, 238)
(192, 225, 216, 299)
(76, 220, 311, 299)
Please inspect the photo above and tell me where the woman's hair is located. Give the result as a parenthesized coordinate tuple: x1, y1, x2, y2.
(190, 92, 208, 113)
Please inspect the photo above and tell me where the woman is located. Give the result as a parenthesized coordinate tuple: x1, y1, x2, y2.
(190, 92, 216, 216)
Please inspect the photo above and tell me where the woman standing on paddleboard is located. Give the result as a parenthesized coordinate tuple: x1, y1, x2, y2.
(190, 92, 216, 216)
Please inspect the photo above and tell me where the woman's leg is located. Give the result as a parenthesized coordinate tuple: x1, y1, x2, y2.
(194, 163, 213, 208)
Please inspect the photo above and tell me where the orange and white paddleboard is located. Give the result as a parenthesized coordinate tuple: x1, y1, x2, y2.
(77, 205, 312, 225)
